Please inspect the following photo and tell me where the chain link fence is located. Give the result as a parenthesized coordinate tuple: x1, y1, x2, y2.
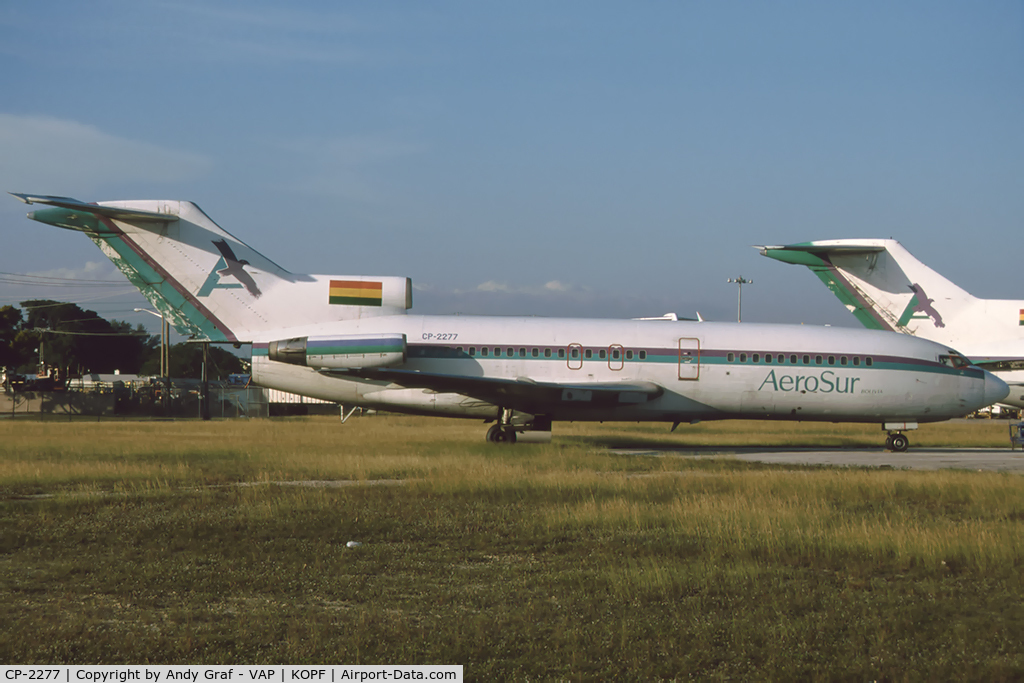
(1, 379, 338, 419)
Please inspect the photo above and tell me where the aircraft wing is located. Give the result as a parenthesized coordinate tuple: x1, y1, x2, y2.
(10, 193, 177, 222)
(328, 367, 664, 415)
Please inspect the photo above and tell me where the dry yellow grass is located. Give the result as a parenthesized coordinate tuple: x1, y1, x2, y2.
(1, 414, 1022, 677)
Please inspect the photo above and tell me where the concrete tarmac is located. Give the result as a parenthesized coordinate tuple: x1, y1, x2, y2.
(610, 447, 1024, 472)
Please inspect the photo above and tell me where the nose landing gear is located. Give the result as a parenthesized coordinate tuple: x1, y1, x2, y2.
(885, 432, 909, 452)
(883, 421, 916, 452)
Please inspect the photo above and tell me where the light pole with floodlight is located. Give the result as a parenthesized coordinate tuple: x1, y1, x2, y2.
(135, 308, 170, 414)
(727, 277, 752, 322)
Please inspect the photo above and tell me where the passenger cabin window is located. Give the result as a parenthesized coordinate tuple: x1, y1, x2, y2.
(558, 349, 566, 359)
(728, 352, 735, 362)
(507, 348, 514, 357)
(853, 357, 860, 366)
(752, 353, 760, 363)
(638, 350, 647, 360)
(815, 355, 823, 365)
(570, 348, 580, 359)
(840, 356, 848, 366)
(544, 348, 552, 358)
(469, 347, 476, 356)
(802, 355, 810, 364)
(532, 348, 539, 358)
(740, 353, 747, 362)
(584, 349, 592, 359)
(481, 348, 489, 357)
(599, 350, 607, 360)
(766, 354, 773, 363)
(866, 357, 873, 367)
(828, 355, 835, 365)
(519, 348, 526, 357)
(790, 354, 798, 364)
(626, 350, 634, 360)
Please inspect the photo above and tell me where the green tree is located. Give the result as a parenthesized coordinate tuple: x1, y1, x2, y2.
(20, 300, 158, 377)
(0, 305, 26, 371)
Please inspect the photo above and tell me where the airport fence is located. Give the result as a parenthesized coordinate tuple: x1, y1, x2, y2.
(1, 380, 338, 419)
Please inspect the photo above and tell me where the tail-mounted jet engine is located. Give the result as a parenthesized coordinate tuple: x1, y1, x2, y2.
(268, 334, 406, 369)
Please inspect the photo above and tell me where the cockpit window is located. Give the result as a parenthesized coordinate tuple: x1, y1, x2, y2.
(939, 353, 972, 369)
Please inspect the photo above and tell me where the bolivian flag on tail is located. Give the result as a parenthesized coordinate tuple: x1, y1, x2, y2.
(330, 280, 383, 306)
(1019, 309, 1024, 326)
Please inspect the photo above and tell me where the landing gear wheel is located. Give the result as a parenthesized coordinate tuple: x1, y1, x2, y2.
(485, 425, 517, 444)
(885, 435, 894, 450)
(889, 433, 909, 452)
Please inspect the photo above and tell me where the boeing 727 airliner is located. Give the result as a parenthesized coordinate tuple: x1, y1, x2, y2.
(11, 194, 1008, 451)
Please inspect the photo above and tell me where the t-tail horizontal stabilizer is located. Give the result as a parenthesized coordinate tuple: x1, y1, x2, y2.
(11, 193, 178, 225)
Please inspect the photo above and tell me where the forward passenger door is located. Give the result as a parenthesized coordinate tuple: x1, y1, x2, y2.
(678, 338, 700, 380)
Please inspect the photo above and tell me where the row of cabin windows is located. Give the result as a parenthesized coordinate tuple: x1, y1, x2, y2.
(726, 352, 873, 367)
(454, 346, 648, 361)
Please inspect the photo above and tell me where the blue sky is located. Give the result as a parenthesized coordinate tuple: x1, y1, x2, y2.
(1, 1, 1022, 334)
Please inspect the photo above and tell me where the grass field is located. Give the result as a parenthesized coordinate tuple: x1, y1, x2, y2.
(1, 416, 1022, 680)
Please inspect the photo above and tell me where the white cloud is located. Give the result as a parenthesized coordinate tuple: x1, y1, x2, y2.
(0, 113, 211, 195)
(25, 261, 122, 281)
(414, 278, 711, 319)
(475, 281, 514, 293)
(468, 280, 590, 296)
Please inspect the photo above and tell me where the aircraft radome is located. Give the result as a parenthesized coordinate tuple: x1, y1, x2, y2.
(759, 239, 1024, 409)
(11, 194, 1009, 452)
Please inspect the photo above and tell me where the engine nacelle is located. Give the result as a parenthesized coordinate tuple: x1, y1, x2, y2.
(268, 333, 406, 369)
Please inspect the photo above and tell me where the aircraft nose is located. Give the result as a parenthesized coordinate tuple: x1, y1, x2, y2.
(983, 371, 1010, 407)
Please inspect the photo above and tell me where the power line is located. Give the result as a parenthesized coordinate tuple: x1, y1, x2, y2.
(0, 271, 128, 286)
(32, 328, 152, 337)
(9, 291, 143, 309)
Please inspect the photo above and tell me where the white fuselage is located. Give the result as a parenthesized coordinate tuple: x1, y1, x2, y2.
(251, 316, 1003, 424)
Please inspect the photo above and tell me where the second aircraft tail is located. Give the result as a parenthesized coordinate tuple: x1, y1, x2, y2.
(757, 239, 977, 336)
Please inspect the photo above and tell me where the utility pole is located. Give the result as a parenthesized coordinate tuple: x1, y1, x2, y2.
(727, 277, 752, 322)
(201, 341, 210, 421)
(136, 308, 170, 416)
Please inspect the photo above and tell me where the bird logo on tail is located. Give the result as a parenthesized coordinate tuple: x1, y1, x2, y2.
(197, 239, 262, 298)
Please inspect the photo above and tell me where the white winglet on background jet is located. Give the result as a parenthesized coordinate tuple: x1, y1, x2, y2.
(11, 194, 1008, 451)
(758, 239, 1024, 408)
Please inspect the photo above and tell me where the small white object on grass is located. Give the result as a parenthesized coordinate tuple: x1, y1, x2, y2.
(346, 541, 362, 548)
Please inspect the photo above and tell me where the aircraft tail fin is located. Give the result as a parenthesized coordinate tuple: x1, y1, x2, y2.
(757, 239, 975, 336)
(12, 193, 412, 342)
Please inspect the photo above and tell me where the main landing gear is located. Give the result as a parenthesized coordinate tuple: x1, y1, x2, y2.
(486, 423, 517, 444)
(484, 408, 552, 444)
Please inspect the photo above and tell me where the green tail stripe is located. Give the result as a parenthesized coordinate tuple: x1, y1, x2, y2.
(329, 295, 383, 306)
(91, 234, 231, 342)
(809, 267, 887, 331)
